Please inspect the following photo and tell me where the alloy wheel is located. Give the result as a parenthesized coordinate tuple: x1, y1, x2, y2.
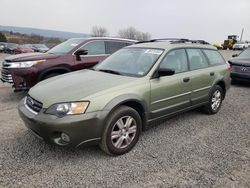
(111, 116, 137, 149)
(211, 90, 222, 111)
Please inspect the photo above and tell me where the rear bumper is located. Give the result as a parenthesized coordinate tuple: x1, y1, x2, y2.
(18, 98, 109, 147)
(231, 72, 250, 82)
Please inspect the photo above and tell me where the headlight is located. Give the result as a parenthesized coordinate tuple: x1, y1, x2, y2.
(45, 101, 89, 117)
(8, 60, 45, 68)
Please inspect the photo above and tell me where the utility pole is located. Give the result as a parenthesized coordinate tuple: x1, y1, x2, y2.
(240, 28, 244, 41)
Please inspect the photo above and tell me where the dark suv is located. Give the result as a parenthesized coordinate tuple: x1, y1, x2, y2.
(1, 37, 135, 91)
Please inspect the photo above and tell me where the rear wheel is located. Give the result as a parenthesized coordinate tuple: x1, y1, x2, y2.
(203, 85, 223, 114)
(100, 106, 142, 155)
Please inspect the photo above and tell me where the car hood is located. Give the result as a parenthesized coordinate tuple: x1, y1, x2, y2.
(229, 58, 250, 66)
(5, 52, 61, 62)
(29, 69, 138, 108)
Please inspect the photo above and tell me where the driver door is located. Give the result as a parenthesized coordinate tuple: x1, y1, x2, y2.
(150, 49, 192, 119)
(73, 40, 108, 70)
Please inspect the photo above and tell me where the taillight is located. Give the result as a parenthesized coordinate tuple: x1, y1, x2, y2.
(226, 62, 232, 71)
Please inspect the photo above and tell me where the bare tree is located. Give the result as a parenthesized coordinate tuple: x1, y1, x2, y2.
(118, 27, 137, 40)
(118, 27, 151, 41)
(137, 32, 151, 41)
(91, 26, 109, 37)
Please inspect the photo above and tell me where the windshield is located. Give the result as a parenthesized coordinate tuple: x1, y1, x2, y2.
(239, 48, 250, 58)
(20, 44, 32, 48)
(7, 43, 18, 48)
(33, 44, 48, 48)
(47, 38, 86, 54)
(95, 48, 164, 77)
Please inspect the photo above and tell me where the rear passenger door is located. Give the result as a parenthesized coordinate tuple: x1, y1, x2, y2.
(186, 49, 214, 105)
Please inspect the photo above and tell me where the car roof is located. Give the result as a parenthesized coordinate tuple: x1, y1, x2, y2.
(70, 37, 137, 43)
(128, 41, 216, 50)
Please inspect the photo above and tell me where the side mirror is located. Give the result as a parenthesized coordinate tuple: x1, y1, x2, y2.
(74, 49, 88, 56)
(232, 54, 238, 57)
(157, 68, 175, 77)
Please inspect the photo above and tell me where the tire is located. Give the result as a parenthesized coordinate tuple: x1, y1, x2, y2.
(42, 73, 61, 80)
(100, 106, 142, 155)
(202, 85, 224, 115)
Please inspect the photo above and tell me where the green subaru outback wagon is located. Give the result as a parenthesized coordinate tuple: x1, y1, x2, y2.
(19, 39, 231, 155)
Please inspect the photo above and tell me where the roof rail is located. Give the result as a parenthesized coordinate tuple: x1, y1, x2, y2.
(135, 38, 210, 45)
(135, 38, 188, 44)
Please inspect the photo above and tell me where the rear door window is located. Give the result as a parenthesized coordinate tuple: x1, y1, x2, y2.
(186, 49, 209, 70)
(203, 50, 225, 65)
(105, 41, 129, 54)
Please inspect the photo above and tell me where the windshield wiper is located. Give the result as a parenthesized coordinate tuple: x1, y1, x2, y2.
(98, 69, 121, 75)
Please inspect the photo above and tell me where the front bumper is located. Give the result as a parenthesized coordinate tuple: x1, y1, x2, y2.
(18, 98, 109, 147)
(1, 67, 39, 91)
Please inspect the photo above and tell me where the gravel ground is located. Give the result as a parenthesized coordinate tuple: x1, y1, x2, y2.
(0, 51, 249, 187)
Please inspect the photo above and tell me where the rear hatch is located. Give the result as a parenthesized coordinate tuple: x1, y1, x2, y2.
(229, 58, 250, 74)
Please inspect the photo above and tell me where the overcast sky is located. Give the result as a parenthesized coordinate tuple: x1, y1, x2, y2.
(1, 0, 250, 43)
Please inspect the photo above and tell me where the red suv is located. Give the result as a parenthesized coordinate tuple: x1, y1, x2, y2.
(1, 37, 135, 91)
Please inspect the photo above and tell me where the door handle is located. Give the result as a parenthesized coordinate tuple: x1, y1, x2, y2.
(210, 72, 215, 76)
(183, 77, 190, 82)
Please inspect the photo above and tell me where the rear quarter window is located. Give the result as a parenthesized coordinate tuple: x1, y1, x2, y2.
(203, 50, 225, 65)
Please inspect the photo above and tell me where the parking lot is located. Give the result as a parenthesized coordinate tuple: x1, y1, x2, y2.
(0, 51, 249, 187)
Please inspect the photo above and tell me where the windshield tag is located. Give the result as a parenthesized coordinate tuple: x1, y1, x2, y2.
(145, 49, 162, 55)
(138, 71, 144, 75)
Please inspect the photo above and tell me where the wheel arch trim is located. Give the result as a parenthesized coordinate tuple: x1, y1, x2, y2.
(38, 67, 71, 81)
(103, 94, 149, 129)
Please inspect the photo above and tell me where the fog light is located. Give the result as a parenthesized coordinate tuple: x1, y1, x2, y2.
(61, 133, 70, 142)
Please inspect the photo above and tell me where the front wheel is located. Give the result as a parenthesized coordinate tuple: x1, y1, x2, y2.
(42, 73, 61, 80)
(100, 106, 142, 155)
(203, 85, 224, 115)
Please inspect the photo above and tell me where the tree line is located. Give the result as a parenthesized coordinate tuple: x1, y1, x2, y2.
(91, 26, 151, 41)
(0, 26, 152, 44)
(0, 31, 63, 48)
(0, 32, 7, 42)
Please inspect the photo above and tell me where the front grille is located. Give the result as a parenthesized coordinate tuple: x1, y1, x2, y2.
(1, 61, 13, 83)
(232, 65, 250, 74)
(25, 95, 43, 113)
(1, 68, 13, 83)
